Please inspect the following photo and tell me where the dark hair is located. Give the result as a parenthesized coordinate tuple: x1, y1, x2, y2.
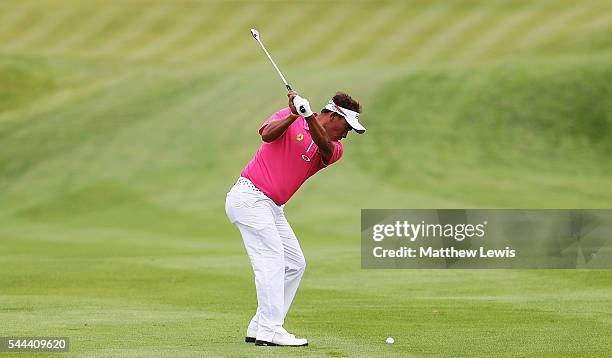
(322, 91, 362, 115)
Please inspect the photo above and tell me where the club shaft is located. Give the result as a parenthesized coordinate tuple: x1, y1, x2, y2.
(255, 38, 292, 91)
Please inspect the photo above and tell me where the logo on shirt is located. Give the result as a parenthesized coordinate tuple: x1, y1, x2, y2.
(302, 140, 315, 162)
(296, 133, 304, 142)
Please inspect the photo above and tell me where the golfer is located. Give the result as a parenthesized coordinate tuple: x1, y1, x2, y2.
(225, 91, 365, 346)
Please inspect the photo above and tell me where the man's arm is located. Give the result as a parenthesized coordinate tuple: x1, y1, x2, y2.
(260, 113, 299, 142)
(304, 113, 333, 162)
(289, 92, 334, 162)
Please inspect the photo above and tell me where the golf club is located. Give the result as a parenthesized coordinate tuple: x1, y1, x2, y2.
(250, 28, 306, 114)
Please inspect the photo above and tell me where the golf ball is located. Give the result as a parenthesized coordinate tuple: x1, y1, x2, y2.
(386, 337, 394, 344)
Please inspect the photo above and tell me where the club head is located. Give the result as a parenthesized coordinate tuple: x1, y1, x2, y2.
(250, 29, 259, 40)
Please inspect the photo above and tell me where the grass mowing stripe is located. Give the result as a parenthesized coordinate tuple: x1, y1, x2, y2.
(228, 3, 323, 68)
(0, 68, 235, 208)
(408, 1, 502, 65)
(441, 1, 540, 63)
(0, 1, 36, 34)
(0, 70, 233, 207)
(0, 57, 132, 122)
(160, 2, 229, 63)
(170, 2, 269, 63)
(385, 2, 459, 65)
(0, 71, 165, 183)
(518, 1, 604, 48)
(87, 3, 176, 57)
(43, 4, 121, 55)
(279, 4, 346, 65)
(0, 298, 228, 329)
(126, 2, 212, 61)
(361, 1, 448, 65)
(555, 0, 612, 30)
(77, 77, 225, 180)
(20, 6, 94, 53)
(323, 2, 408, 66)
(198, 2, 313, 67)
(0, 70, 131, 130)
(285, 2, 363, 66)
(105, 3, 189, 60)
(1, 7, 77, 52)
(74, 3, 142, 54)
(472, 2, 579, 60)
(454, 0, 555, 63)
(0, 1, 45, 46)
(149, 75, 250, 145)
(531, 1, 612, 51)
(576, 6, 612, 31)
(0, 225, 214, 256)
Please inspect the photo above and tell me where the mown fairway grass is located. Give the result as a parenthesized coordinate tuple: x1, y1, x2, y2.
(1, 0, 611, 356)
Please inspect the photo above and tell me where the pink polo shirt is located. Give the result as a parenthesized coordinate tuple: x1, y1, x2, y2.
(240, 107, 344, 205)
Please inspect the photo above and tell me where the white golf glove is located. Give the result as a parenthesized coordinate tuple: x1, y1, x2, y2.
(293, 95, 313, 117)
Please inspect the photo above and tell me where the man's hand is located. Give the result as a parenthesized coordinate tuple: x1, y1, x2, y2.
(293, 96, 313, 117)
(287, 91, 313, 118)
(288, 91, 299, 115)
(288, 92, 333, 162)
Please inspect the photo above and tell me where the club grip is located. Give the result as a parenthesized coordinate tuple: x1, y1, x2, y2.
(287, 85, 304, 112)
(287, 85, 305, 115)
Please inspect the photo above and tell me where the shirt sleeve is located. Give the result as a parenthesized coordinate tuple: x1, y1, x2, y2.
(258, 107, 292, 135)
(322, 141, 344, 166)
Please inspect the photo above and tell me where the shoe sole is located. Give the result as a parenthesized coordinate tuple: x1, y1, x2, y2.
(255, 339, 308, 347)
(245, 337, 256, 343)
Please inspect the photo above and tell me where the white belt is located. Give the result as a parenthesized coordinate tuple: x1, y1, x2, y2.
(235, 177, 262, 193)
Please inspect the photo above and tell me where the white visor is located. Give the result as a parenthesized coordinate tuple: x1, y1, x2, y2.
(323, 100, 366, 134)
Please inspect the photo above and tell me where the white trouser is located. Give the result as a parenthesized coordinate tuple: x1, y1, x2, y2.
(225, 177, 306, 341)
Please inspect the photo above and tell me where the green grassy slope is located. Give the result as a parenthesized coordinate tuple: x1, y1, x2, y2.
(357, 60, 612, 207)
(0, 0, 611, 356)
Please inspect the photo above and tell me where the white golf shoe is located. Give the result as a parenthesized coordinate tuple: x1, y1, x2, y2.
(255, 332, 308, 347)
(245, 326, 294, 343)
(245, 327, 257, 343)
